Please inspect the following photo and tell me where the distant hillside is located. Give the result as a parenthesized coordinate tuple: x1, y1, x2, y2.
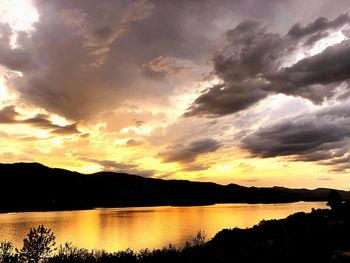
(0, 162, 348, 212)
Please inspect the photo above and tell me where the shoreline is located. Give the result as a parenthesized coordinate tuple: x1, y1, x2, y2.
(4, 207, 350, 263)
(0, 200, 326, 214)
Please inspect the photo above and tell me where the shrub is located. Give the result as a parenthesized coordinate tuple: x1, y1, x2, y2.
(19, 225, 56, 263)
(184, 230, 207, 248)
(56, 242, 79, 261)
(0, 241, 16, 263)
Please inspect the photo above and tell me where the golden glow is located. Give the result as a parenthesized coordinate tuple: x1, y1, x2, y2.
(0, 72, 17, 102)
(0, 203, 327, 252)
(0, 77, 7, 102)
(0, 105, 347, 190)
(0, 0, 348, 190)
(50, 115, 69, 127)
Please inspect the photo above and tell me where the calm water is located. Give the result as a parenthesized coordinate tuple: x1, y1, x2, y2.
(0, 202, 327, 252)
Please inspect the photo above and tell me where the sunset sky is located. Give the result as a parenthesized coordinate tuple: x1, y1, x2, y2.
(0, 0, 350, 189)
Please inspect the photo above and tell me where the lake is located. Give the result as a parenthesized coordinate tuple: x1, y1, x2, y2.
(0, 202, 327, 252)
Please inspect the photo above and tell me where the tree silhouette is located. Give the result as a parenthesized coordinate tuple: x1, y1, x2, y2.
(327, 190, 342, 212)
(19, 225, 56, 263)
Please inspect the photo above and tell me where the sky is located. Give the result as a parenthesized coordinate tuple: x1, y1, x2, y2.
(0, 0, 350, 189)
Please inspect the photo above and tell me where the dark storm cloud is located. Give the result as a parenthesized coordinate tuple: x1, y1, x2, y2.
(0, 24, 31, 71)
(241, 103, 350, 171)
(185, 21, 287, 117)
(218, 21, 288, 81)
(184, 21, 288, 117)
(186, 14, 350, 117)
(184, 81, 269, 117)
(158, 138, 221, 163)
(242, 121, 347, 157)
(0, 105, 80, 135)
(267, 40, 350, 103)
(287, 13, 350, 41)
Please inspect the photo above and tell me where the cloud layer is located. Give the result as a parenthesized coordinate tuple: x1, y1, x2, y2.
(0, 105, 80, 135)
(158, 138, 221, 163)
(0, 0, 240, 120)
(242, 103, 350, 172)
(185, 14, 350, 117)
(1, 0, 350, 184)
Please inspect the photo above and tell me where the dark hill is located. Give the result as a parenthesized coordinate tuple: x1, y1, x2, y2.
(0, 162, 348, 212)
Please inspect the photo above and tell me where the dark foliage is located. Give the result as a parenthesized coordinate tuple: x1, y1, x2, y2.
(18, 225, 56, 263)
(328, 190, 343, 211)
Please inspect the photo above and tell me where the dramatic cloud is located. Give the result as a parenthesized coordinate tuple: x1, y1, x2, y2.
(158, 138, 221, 163)
(0, 0, 239, 121)
(241, 103, 350, 172)
(287, 13, 350, 42)
(0, 105, 80, 135)
(184, 80, 269, 117)
(186, 14, 350, 117)
(267, 40, 350, 102)
(1, 0, 350, 187)
(185, 21, 286, 117)
(0, 0, 156, 120)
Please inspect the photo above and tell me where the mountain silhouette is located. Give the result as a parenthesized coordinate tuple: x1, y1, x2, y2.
(0, 162, 348, 212)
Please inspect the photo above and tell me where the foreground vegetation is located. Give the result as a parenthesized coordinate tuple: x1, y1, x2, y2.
(0, 226, 208, 263)
(2, 191, 350, 263)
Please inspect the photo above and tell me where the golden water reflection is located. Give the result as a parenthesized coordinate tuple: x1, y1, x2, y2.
(0, 202, 327, 252)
